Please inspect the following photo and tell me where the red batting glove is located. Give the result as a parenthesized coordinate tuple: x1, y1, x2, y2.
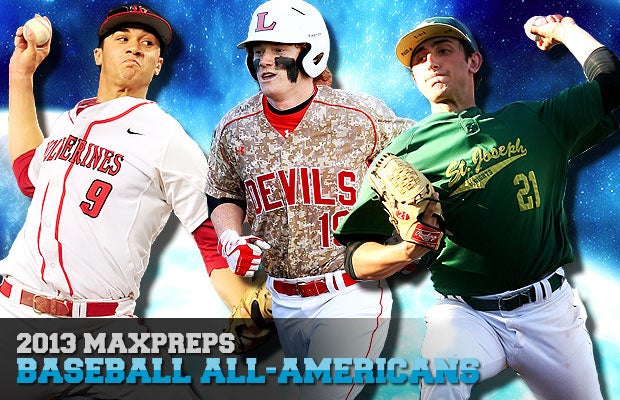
(217, 229, 270, 277)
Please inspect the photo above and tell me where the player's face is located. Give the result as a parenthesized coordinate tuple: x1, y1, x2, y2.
(409, 37, 476, 108)
(252, 42, 310, 102)
(94, 27, 163, 93)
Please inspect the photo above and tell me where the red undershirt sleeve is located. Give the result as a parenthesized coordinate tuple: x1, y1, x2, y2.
(12, 149, 36, 197)
(192, 218, 229, 275)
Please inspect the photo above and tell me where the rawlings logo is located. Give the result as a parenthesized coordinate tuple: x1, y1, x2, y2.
(416, 231, 439, 242)
(396, 210, 410, 220)
(411, 225, 441, 250)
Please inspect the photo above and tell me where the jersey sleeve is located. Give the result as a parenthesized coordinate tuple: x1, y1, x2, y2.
(205, 119, 245, 201)
(158, 124, 210, 233)
(23, 110, 72, 192)
(353, 92, 416, 162)
(12, 149, 36, 197)
(193, 218, 228, 275)
(571, 114, 618, 157)
(541, 81, 617, 155)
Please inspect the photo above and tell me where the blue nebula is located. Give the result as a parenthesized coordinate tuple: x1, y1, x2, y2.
(1, 1, 619, 399)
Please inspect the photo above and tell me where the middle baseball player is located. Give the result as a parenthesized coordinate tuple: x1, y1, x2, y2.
(205, 0, 415, 398)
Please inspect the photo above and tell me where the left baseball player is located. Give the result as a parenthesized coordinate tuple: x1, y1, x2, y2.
(3, 4, 211, 398)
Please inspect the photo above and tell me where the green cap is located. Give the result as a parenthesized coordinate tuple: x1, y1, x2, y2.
(395, 16, 479, 67)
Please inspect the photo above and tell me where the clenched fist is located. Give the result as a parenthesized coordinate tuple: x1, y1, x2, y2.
(217, 229, 271, 277)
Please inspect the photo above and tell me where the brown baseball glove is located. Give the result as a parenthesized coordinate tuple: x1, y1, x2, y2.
(224, 273, 277, 354)
(368, 153, 445, 250)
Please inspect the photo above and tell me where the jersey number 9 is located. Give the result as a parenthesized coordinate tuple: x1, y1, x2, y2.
(80, 180, 113, 218)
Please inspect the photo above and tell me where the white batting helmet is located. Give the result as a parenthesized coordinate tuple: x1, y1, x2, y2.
(238, 0, 330, 79)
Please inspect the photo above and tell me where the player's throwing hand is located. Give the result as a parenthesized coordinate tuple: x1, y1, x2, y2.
(10, 15, 52, 77)
(217, 229, 270, 277)
(524, 14, 574, 51)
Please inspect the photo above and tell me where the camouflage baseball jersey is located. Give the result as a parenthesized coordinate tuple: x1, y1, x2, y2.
(206, 85, 414, 278)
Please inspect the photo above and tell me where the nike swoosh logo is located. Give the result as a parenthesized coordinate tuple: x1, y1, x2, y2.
(126, 128, 144, 135)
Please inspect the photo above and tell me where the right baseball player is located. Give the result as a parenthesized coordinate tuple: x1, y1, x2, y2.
(335, 15, 619, 399)
(206, 1, 415, 398)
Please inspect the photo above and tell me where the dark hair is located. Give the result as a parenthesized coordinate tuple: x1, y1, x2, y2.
(459, 39, 482, 89)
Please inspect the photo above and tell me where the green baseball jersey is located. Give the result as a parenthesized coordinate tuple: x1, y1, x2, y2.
(334, 81, 617, 296)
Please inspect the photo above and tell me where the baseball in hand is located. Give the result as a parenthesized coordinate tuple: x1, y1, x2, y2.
(524, 16, 547, 42)
(24, 16, 52, 47)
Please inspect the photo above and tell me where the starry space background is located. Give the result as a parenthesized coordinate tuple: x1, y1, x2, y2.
(1, 0, 619, 399)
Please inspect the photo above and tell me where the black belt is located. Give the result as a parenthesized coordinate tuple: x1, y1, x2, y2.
(461, 273, 564, 312)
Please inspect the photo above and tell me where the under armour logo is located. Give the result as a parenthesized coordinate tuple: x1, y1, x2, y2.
(235, 146, 245, 155)
(255, 12, 276, 32)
